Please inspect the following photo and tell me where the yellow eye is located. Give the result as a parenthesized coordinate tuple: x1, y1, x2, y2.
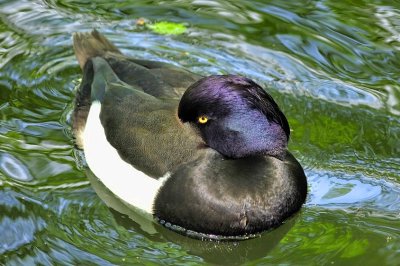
(198, 115, 208, 124)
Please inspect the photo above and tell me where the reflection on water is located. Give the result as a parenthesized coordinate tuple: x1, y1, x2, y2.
(0, 216, 46, 254)
(0, 0, 399, 265)
(308, 170, 400, 217)
(0, 153, 33, 181)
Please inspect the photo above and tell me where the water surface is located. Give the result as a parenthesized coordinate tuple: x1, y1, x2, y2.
(0, 0, 399, 265)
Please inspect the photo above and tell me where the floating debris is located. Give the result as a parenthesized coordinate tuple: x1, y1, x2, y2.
(148, 21, 187, 35)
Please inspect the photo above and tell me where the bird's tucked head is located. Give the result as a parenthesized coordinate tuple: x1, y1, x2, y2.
(178, 75, 290, 159)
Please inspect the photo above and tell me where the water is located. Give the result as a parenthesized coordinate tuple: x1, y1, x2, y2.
(0, 0, 399, 265)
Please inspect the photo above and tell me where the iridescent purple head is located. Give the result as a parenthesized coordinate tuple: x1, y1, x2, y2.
(178, 75, 290, 159)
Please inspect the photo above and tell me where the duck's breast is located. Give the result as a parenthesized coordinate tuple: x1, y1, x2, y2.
(154, 149, 307, 236)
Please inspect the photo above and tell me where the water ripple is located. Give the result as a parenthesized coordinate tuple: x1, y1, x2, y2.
(0, 153, 33, 182)
(307, 170, 400, 219)
(0, 216, 46, 254)
(0, 31, 27, 68)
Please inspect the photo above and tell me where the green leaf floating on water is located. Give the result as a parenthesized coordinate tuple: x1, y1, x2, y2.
(148, 22, 187, 35)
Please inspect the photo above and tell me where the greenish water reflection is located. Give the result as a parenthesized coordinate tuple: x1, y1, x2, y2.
(0, 0, 399, 265)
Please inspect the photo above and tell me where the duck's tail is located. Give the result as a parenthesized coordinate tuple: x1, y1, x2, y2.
(73, 29, 122, 69)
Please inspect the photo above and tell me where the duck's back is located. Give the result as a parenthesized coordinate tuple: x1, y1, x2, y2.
(72, 31, 203, 177)
(73, 30, 201, 99)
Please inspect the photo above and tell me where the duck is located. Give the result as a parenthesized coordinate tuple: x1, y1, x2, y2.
(72, 30, 307, 239)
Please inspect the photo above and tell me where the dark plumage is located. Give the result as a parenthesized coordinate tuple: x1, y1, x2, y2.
(178, 75, 290, 159)
(72, 30, 307, 239)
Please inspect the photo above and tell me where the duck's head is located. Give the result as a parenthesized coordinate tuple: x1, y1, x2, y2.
(178, 75, 290, 159)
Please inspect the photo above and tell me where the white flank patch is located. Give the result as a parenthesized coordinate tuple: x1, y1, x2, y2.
(83, 101, 168, 213)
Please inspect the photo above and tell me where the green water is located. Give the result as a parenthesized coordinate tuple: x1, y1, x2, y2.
(0, 0, 399, 265)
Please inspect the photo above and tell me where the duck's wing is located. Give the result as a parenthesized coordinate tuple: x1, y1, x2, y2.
(153, 149, 307, 237)
(73, 30, 201, 99)
(74, 54, 200, 173)
(104, 56, 201, 99)
(72, 30, 202, 149)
